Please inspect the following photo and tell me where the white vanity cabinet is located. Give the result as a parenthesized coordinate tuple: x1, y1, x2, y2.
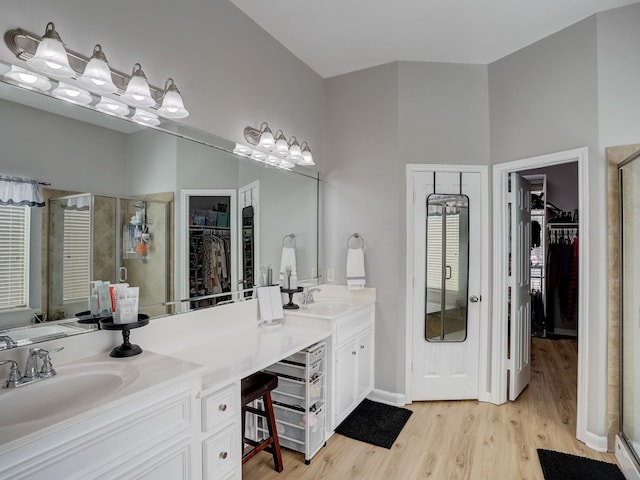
(200, 381, 241, 480)
(0, 375, 202, 480)
(333, 306, 375, 428)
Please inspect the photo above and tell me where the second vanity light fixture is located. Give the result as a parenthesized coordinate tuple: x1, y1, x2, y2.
(239, 122, 315, 168)
(4, 22, 189, 120)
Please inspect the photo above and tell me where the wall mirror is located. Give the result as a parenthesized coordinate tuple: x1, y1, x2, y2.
(425, 193, 469, 342)
(0, 61, 320, 349)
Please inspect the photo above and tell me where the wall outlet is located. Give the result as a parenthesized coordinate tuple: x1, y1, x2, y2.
(327, 268, 335, 282)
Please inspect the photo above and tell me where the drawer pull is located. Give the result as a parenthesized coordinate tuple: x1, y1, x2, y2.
(352, 351, 357, 356)
(220, 451, 228, 460)
(360, 344, 365, 349)
(219, 404, 227, 412)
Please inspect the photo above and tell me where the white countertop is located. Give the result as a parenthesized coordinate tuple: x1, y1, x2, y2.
(169, 323, 331, 391)
(0, 351, 205, 451)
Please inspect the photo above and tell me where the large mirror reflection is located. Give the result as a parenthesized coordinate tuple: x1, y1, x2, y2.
(425, 193, 470, 342)
(0, 62, 319, 349)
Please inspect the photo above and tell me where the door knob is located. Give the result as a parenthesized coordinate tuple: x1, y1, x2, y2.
(469, 295, 480, 303)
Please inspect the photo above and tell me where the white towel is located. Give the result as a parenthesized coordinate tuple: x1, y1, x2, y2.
(279, 246, 297, 283)
(347, 247, 365, 290)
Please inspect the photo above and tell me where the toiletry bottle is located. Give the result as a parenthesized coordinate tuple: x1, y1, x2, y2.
(267, 266, 273, 286)
(290, 274, 298, 290)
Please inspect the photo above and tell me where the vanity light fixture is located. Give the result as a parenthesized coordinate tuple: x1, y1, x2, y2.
(120, 63, 155, 107)
(157, 78, 189, 119)
(77, 44, 117, 94)
(251, 150, 268, 161)
(26, 22, 75, 78)
(131, 108, 161, 126)
(52, 82, 92, 105)
(96, 96, 130, 116)
(3, 65, 52, 92)
(242, 123, 314, 168)
(5, 22, 189, 118)
(265, 155, 281, 165)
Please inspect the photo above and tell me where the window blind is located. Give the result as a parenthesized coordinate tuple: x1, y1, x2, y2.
(0, 204, 29, 309)
(63, 208, 91, 302)
(426, 214, 460, 291)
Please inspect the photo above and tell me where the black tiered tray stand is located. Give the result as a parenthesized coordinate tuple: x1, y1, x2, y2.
(100, 314, 149, 358)
(281, 286, 304, 309)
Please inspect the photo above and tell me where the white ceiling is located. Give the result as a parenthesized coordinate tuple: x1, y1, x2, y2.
(230, 0, 639, 78)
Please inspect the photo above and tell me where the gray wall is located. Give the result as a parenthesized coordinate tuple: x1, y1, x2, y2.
(324, 61, 491, 394)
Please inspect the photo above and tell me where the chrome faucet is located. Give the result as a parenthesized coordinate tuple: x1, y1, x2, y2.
(0, 335, 16, 349)
(0, 346, 64, 388)
(302, 288, 321, 305)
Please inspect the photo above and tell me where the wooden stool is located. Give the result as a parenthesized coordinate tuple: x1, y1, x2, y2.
(241, 371, 284, 472)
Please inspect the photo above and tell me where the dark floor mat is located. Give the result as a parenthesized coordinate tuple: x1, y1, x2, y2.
(334, 398, 412, 449)
(537, 449, 625, 480)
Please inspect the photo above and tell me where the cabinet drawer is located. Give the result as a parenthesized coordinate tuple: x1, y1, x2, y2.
(284, 342, 327, 365)
(202, 383, 239, 433)
(203, 423, 239, 479)
(334, 306, 374, 345)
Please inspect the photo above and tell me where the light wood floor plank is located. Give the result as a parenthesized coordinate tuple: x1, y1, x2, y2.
(242, 338, 618, 479)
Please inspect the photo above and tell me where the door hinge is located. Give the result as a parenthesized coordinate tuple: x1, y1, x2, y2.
(507, 357, 513, 371)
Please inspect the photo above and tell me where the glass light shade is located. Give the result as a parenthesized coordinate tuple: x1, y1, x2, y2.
(299, 143, 315, 165)
(120, 64, 155, 107)
(265, 155, 281, 165)
(279, 159, 295, 169)
(52, 82, 92, 105)
(26, 23, 75, 78)
(233, 143, 253, 156)
(257, 123, 275, 149)
(158, 78, 189, 118)
(288, 137, 303, 162)
(251, 150, 268, 161)
(77, 45, 117, 94)
(96, 97, 130, 116)
(274, 131, 289, 154)
(4, 65, 52, 92)
(131, 109, 160, 126)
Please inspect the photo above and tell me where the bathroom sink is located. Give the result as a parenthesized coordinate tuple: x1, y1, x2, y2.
(0, 362, 139, 428)
(303, 301, 351, 316)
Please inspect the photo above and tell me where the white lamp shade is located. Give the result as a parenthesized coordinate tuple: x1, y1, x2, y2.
(275, 135, 289, 154)
(131, 109, 160, 126)
(77, 49, 117, 94)
(258, 129, 275, 149)
(251, 150, 268, 161)
(288, 139, 303, 162)
(96, 97, 130, 116)
(158, 89, 189, 118)
(4, 65, 52, 92)
(300, 149, 315, 166)
(121, 66, 155, 107)
(266, 155, 281, 165)
(279, 159, 295, 169)
(233, 143, 253, 156)
(27, 23, 75, 78)
(52, 82, 92, 105)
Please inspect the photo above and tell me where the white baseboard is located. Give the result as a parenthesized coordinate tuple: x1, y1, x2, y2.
(367, 389, 407, 407)
(617, 435, 640, 480)
(580, 429, 609, 453)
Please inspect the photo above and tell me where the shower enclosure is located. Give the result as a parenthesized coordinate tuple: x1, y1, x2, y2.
(46, 193, 171, 321)
(617, 153, 640, 478)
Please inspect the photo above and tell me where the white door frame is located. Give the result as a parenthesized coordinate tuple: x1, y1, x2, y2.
(405, 164, 491, 403)
(491, 147, 605, 450)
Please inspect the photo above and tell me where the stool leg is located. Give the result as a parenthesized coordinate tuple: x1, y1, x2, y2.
(263, 391, 284, 472)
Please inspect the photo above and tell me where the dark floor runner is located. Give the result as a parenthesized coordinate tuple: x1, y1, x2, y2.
(334, 398, 412, 449)
(537, 449, 625, 480)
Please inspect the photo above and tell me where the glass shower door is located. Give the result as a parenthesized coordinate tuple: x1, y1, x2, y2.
(620, 154, 640, 467)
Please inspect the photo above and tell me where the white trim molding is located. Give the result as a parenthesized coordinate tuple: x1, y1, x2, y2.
(404, 164, 491, 403)
(491, 147, 606, 450)
(368, 389, 407, 407)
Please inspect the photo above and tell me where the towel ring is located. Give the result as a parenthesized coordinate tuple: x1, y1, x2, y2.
(282, 233, 296, 248)
(347, 233, 365, 249)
